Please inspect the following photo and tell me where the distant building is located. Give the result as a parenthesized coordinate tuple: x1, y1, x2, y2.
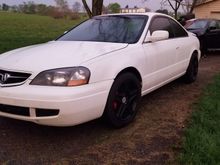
(194, 0, 220, 19)
(120, 6, 149, 13)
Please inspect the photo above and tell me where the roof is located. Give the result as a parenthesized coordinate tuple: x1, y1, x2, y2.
(121, 7, 145, 10)
(196, 0, 218, 6)
(100, 12, 177, 21)
(101, 12, 167, 17)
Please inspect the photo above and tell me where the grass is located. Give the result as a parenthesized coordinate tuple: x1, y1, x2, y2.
(180, 74, 220, 165)
(0, 12, 85, 54)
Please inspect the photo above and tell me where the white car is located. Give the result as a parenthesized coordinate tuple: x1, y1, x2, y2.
(0, 13, 200, 127)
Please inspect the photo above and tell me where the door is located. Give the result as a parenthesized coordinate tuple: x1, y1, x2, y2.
(141, 16, 179, 93)
(206, 20, 220, 50)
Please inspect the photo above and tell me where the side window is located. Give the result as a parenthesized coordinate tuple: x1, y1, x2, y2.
(217, 20, 220, 29)
(217, 21, 220, 29)
(149, 17, 174, 38)
(169, 19, 188, 38)
(209, 21, 217, 29)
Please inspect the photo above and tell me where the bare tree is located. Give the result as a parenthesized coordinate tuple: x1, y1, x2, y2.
(180, 0, 198, 14)
(141, 0, 149, 3)
(181, 0, 191, 13)
(72, 1, 81, 13)
(53, 0, 70, 18)
(82, 0, 103, 18)
(164, 0, 183, 19)
(189, 0, 198, 13)
(161, 0, 199, 17)
(54, 0, 69, 12)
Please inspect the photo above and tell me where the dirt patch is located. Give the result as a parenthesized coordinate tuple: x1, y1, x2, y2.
(0, 54, 220, 165)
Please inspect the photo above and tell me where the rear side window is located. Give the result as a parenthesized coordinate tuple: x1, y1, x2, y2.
(149, 17, 174, 38)
(209, 21, 217, 28)
(209, 20, 220, 29)
(217, 21, 220, 29)
(169, 19, 188, 37)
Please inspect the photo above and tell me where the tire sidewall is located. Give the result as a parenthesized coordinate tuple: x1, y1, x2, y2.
(104, 73, 141, 128)
(185, 55, 198, 83)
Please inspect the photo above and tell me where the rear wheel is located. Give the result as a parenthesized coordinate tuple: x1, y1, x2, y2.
(184, 54, 199, 83)
(104, 73, 141, 128)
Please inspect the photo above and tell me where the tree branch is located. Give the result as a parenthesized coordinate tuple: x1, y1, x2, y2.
(190, 0, 198, 13)
(82, 0, 93, 18)
(177, 1, 181, 9)
(167, 0, 176, 10)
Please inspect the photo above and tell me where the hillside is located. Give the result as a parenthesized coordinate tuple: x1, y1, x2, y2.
(0, 12, 84, 54)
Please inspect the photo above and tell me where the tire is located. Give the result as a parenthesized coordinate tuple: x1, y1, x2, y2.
(184, 54, 199, 83)
(200, 39, 208, 57)
(103, 73, 141, 128)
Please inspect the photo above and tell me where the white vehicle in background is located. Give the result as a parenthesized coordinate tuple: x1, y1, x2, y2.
(0, 13, 200, 128)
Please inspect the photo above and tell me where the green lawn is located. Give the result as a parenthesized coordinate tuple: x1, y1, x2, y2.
(0, 12, 85, 54)
(180, 74, 220, 165)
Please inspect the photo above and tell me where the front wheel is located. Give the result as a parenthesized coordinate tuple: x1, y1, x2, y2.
(103, 73, 141, 128)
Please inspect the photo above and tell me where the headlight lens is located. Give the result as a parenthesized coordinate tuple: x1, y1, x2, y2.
(30, 67, 90, 86)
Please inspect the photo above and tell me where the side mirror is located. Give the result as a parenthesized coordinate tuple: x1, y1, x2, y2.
(145, 30, 169, 43)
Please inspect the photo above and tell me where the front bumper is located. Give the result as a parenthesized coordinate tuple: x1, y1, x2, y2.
(0, 80, 113, 126)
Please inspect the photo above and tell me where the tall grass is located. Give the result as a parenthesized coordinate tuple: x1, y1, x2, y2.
(180, 74, 220, 165)
(0, 12, 85, 54)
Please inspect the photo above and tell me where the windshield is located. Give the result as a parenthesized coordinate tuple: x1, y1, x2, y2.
(186, 20, 209, 30)
(57, 15, 148, 44)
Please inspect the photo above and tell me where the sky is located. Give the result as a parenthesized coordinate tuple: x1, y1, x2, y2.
(0, 0, 164, 11)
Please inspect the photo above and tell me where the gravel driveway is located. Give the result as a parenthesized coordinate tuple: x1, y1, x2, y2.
(1, 53, 220, 165)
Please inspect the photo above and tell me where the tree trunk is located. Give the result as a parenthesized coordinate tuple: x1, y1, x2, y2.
(167, 0, 182, 19)
(190, 0, 198, 13)
(82, 0, 103, 18)
(92, 0, 103, 16)
(82, 0, 93, 18)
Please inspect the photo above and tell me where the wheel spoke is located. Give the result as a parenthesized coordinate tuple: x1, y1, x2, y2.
(129, 89, 138, 97)
(123, 83, 130, 93)
(116, 104, 127, 118)
(127, 89, 138, 104)
(114, 96, 122, 103)
(114, 88, 139, 119)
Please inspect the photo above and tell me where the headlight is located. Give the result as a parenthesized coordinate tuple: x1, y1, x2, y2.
(30, 67, 90, 86)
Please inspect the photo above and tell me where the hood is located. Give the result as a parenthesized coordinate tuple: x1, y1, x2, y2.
(0, 41, 128, 72)
(186, 28, 205, 36)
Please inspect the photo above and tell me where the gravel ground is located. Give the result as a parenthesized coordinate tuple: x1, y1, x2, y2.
(0, 53, 220, 165)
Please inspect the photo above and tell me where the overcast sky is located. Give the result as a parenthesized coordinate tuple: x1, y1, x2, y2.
(0, 0, 164, 11)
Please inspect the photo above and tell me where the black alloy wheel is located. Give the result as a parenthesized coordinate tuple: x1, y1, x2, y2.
(104, 73, 141, 128)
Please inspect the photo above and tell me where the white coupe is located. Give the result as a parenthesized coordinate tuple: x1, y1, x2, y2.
(0, 13, 200, 127)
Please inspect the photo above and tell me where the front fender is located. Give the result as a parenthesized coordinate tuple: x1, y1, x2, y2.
(82, 44, 146, 84)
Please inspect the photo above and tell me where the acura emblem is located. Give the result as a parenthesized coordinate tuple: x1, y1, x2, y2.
(0, 73, 11, 83)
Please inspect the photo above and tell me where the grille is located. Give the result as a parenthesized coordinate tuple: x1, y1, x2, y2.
(0, 69, 31, 86)
(36, 109, 59, 117)
(0, 104, 60, 117)
(0, 104, 30, 116)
